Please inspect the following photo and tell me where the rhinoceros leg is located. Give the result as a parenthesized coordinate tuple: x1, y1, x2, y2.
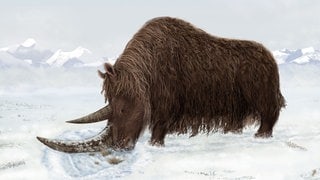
(254, 92, 282, 138)
(150, 123, 167, 146)
(255, 111, 279, 138)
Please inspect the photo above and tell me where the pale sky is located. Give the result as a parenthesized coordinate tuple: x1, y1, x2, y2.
(0, 0, 319, 58)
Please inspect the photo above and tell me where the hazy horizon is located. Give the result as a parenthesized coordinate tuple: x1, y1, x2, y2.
(1, 0, 320, 58)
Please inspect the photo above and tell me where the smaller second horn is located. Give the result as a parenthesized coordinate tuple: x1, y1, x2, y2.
(66, 105, 112, 124)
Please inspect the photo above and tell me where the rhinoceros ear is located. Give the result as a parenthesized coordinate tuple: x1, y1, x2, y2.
(98, 63, 115, 79)
(104, 63, 115, 77)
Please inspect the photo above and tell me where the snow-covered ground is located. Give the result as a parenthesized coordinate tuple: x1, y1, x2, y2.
(1, 43, 320, 179)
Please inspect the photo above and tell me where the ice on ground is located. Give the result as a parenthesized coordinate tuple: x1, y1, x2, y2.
(1, 64, 320, 179)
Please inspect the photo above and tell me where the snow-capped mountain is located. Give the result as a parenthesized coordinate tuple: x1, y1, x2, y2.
(0, 39, 101, 68)
(272, 47, 320, 65)
(0, 38, 53, 67)
(46, 47, 91, 68)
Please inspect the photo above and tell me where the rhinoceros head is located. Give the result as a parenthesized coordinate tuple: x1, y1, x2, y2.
(37, 63, 147, 152)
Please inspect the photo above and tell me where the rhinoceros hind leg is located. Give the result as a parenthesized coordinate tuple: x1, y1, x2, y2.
(254, 109, 279, 138)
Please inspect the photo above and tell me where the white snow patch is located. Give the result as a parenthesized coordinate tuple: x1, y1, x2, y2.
(301, 46, 315, 54)
(21, 38, 36, 48)
(292, 56, 311, 64)
(46, 47, 91, 67)
(272, 50, 289, 64)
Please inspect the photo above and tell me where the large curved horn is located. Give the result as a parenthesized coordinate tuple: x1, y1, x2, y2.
(36, 127, 113, 153)
(66, 105, 112, 124)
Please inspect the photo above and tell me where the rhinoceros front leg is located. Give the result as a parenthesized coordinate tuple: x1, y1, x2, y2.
(150, 122, 167, 146)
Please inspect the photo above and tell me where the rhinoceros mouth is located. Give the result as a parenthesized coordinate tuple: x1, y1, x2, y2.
(37, 105, 114, 153)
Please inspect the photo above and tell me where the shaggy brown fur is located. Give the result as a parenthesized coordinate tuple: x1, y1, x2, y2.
(100, 17, 285, 147)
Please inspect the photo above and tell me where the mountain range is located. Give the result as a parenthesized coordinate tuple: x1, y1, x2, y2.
(1, 38, 320, 69)
(0, 38, 104, 68)
(273, 47, 320, 65)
